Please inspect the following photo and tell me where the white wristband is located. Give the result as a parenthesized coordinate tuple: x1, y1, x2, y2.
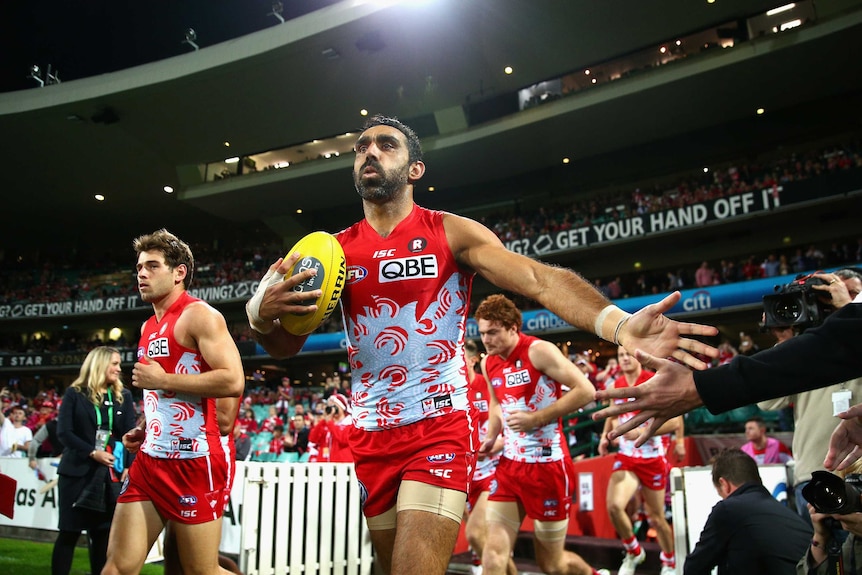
(246, 267, 285, 334)
(594, 304, 631, 344)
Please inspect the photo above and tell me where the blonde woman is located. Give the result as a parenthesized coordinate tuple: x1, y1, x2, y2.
(54, 346, 136, 575)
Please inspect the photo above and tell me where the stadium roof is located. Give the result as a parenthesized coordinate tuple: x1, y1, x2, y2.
(1, 0, 861, 253)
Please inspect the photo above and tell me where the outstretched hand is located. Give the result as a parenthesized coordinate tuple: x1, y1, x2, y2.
(593, 349, 704, 446)
(824, 403, 862, 471)
(620, 292, 719, 370)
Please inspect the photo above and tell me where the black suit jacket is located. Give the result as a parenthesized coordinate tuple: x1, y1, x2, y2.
(56, 386, 136, 478)
(684, 482, 812, 575)
(696, 302, 862, 413)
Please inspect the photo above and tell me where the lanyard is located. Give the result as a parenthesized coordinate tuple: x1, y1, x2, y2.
(94, 389, 114, 430)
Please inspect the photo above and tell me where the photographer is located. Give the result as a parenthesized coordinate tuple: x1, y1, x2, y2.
(798, 462, 862, 575)
(307, 394, 353, 463)
(595, 270, 862, 459)
(758, 270, 862, 523)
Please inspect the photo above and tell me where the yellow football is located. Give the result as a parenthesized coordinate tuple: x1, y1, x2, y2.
(279, 231, 346, 336)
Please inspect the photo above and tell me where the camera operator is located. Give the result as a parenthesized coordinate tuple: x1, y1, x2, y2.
(594, 270, 862, 462)
(307, 394, 353, 463)
(799, 462, 862, 575)
(758, 270, 862, 523)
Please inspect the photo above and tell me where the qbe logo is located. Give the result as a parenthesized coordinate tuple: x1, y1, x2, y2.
(505, 370, 531, 387)
(147, 337, 170, 358)
(378, 255, 438, 283)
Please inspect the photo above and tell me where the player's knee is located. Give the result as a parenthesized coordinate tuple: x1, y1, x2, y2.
(606, 498, 625, 516)
(464, 524, 482, 549)
(535, 554, 566, 575)
(481, 546, 509, 572)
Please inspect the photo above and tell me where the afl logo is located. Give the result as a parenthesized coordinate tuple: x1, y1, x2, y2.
(178, 495, 198, 506)
(408, 237, 427, 253)
(346, 266, 368, 285)
(427, 453, 456, 463)
(357, 479, 369, 508)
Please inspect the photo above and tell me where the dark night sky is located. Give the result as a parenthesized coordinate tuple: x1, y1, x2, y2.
(0, 0, 340, 94)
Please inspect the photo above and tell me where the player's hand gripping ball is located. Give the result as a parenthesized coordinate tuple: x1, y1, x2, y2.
(280, 231, 346, 336)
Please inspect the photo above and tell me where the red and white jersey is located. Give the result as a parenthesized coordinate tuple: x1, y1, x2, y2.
(611, 369, 665, 459)
(137, 292, 223, 459)
(484, 333, 567, 463)
(336, 205, 474, 431)
(469, 372, 499, 481)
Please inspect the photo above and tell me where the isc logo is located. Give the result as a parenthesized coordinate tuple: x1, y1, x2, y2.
(378, 255, 438, 283)
(180, 509, 198, 518)
(430, 469, 453, 478)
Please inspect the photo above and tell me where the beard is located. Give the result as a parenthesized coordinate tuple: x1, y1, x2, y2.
(353, 160, 410, 203)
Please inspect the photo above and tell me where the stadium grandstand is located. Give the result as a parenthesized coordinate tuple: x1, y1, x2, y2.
(2, 1, 862, 573)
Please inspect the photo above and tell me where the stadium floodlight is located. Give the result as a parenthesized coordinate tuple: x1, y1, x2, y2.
(27, 64, 44, 87)
(269, 1, 285, 23)
(182, 28, 199, 51)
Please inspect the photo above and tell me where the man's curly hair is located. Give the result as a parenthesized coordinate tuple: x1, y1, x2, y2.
(133, 228, 195, 289)
(474, 294, 522, 331)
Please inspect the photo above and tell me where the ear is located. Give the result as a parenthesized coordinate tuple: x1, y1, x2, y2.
(174, 263, 188, 285)
(716, 477, 732, 498)
(408, 160, 425, 182)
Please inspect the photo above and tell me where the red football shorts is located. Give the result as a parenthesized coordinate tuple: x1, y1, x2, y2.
(119, 452, 228, 524)
(349, 411, 475, 518)
(468, 473, 494, 511)
(490, 456, 575, 521)
(612, 453, 669, 491)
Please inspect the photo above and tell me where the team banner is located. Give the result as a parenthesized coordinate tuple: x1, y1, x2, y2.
(503, 188, 781, 257)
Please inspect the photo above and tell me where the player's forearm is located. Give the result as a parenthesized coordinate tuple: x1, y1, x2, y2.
(540, 385, 595, 426)
(159, 370, 244, 398)
(531, 267, 612, 337)
(251, 321, 308, 359)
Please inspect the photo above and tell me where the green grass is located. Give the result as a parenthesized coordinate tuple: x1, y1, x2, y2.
(0, 537, 164, 574)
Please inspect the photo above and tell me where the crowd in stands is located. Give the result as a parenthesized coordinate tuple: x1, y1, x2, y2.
(1, 139, 858, 311)
(1, 139, 860, 388)
(478, 140, 861, 245)
(3, 372, 355, 465)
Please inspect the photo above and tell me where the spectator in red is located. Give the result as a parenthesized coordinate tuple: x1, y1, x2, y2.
(324, 393, 353, 463)
(573, 353, 597, 386)
(742, 256, 764, 280)
(26, 399, 57, 433)
(275, 379, 291, 419)
(594, 357, 621, 392)
(260, 405, 283, 433)
(268, 425, 286, 455)
(236, 408, 258, 434)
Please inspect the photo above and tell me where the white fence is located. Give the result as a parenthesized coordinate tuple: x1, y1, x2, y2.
(238, 462, 373, 575)
(1, 457, 374, 575)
